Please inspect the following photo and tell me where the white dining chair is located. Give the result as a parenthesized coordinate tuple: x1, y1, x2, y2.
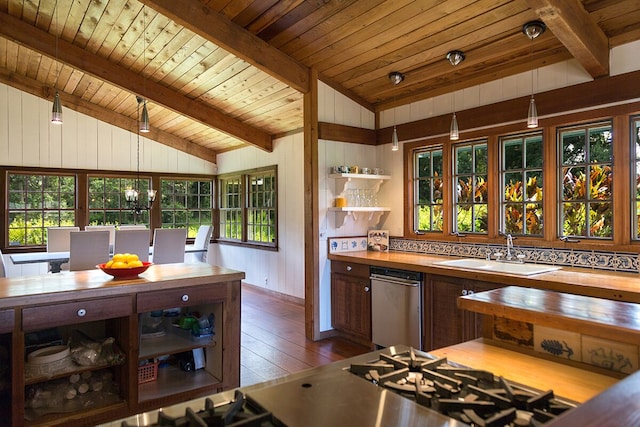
(189, 225, 213, 263)
(0, 249, 7, 278)
(46, 226, 80, 252)
(69, 230, 110, 271)
(151, 228, 187, 264)
(118, 224, 148, 230)
(85, 225, 116, 252)
(114, 229, 150, 262)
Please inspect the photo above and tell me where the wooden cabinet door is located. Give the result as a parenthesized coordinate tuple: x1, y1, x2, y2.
(331, 272, 371, 341)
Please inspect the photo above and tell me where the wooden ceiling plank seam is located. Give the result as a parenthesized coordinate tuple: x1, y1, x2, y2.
(220, 0, 255, 20)
(185, 56, 253, 99)
(525, 0, 609, 77)
(160, 43, 226, 88)
(72, 0, 109, 48)
(331, 1, 529, 85)
(33, 0, 54, 30)
(144, 0, 310, 93)
(265, 0, 373, 50)
(598, 10, 640, 41)
(0, 10, 273, 151)
(147, 31, 204, 82)
(246, 0, 304, 35)
(19, 0, 38, 24)
(59, 0, 91, 43)
(231, 0, 280, 28)
(154, 36, 212, 86)
(95, 2, 144, 61)
(85, 0, 133, 55)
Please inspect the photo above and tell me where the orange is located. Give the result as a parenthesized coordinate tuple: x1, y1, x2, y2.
(111, 261, 128, 269)
(128, 260, 143, 268)
(125, 253, 139, 264)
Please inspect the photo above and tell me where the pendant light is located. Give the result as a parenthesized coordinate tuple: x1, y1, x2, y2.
(447, 50, 465, 140)
(51, 3, 63, 124)
(523, 21, 546, 128)
(139, 6, 150, 133)
(388, 71, 404, 151)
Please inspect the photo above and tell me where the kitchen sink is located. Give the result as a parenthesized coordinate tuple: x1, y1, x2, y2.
(435, 258, 561, 276)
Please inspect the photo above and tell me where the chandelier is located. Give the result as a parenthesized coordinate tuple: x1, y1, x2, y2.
(125, 96, 156, 216)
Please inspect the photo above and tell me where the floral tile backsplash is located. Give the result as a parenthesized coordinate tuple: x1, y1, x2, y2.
(389, 238, 640, 273)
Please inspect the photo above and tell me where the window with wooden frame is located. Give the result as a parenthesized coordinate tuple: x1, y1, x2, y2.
(413, 146, 444, 233)
(500, 132, 544, 236)
(7, 172, 76, 247)
(559, 121, 613, 239)
(453, 140, 488, 234)
(160, 178, 213, 238)
(218, 166, 277, 248)
(88, 176, 151, 227)
(631, 116, 640, 240)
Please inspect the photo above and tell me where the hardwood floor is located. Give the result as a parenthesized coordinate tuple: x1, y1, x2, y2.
(240, 284, 371, 387)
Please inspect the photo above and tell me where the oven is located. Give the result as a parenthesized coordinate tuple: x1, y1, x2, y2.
(369, 266, 423, 349)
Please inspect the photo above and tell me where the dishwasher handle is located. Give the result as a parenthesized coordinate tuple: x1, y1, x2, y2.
(370, 274, 420, 287)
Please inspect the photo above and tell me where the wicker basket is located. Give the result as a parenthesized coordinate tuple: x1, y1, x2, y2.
(138, 360, 159, 384)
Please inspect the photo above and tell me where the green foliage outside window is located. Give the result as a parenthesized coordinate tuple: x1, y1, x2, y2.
(219, 176, 243, 240)
(634, 117, 640, 239)
(161, 179, 213, 238)
(501, 134, 544, 235)
(7, 174, 75, 246)
(455, 141, 488, 233)
(88, 176, 150, 226)
(414, 147, 444, 232)
(560, 122, 613, 238)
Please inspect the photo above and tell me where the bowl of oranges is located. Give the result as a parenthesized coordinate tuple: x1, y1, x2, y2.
(97, 253, 152, 279)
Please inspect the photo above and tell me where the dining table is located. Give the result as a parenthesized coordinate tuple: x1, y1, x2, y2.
(10, 245, 207, 273)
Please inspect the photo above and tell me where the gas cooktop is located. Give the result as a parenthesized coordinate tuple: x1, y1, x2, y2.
(110, 345, 577, 427)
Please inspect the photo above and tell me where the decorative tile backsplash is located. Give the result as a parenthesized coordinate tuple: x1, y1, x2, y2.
(329, 236, 368, 253)
(389, 237, 640, 273)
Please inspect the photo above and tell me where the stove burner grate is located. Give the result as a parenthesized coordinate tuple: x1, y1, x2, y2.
(121, 390, 286, 427)
(349, 348, 576, 427)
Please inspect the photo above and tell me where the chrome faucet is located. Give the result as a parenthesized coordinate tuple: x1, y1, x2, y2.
(505, 234, 514, 261)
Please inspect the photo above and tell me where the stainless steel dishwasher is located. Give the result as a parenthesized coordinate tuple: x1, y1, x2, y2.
(370, 266, 423, 349)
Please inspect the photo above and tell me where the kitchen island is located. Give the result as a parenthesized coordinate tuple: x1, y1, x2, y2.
(0, 262, 244, 427)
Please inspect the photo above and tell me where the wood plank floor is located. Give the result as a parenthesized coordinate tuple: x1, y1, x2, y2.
(240, 284, 371, 387)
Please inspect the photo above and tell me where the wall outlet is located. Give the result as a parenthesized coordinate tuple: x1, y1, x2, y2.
(264, 277, 268, 286)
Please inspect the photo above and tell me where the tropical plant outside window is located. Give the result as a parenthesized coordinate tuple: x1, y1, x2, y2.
(632, 116, 640, 239)
(559, 122, 613, 239)
(247, 171, 277, 244)
(454, 140, 488, 233)
(160, 179, 213, 238)
(219, 175, 243, 241)
(500, 133, 544, 236)
(88, 176, 151, 226)
(7, 173, 75, 246)
(413, 146, 444, 232)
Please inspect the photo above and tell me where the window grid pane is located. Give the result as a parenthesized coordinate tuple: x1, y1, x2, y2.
(247, 172, 276, 244)
(219, 176, 242, 240)
(413, 147, 444, 232)
(8, 173, 76, 247)
(88, 176, 152, 226)
(454, 140, 488, 234)
(632, 116, 640, 239)
(559, 122, 613, 239)
(160, 178, 213, 238)
(501, 133, 544, 236)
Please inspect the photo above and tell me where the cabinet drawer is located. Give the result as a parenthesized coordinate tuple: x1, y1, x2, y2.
(137, 285, 220, 313)
(332, 260, 369, 278)
(0, 309, 15, 334)
(22, 296, 133, 332)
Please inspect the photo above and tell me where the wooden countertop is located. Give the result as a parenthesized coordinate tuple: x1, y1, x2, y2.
(328, 250, 640, 302)
(0, 263, 245, 308)
(429, 338, 620, 404)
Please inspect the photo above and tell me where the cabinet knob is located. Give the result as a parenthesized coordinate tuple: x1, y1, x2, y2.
(346, 265, 352, 272)
(461, 289, 467, 296)
(364, 286, 370, 292)
(77, 308, 87, 317)
(467, 290, 474, 295)
(181, 294, 189, 302)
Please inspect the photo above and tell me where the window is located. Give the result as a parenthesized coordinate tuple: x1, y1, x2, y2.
(632, 116, 640, 239)
(160, 178, 213, 238)
(559, 122, 613, 239)
(218, 166, 277, 248)
(500, 133, 544, 236)
(88, 176, 151, 226)
(454, 140, 488, 234)
(7, 173, 76, 247)
(413, 146, 444, 232)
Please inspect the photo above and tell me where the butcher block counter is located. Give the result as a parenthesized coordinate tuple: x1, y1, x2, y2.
(0, 263, 245, 427)
(328, 250, 640, 302)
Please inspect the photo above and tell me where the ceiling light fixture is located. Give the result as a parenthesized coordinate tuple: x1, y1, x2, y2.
(523, 20, 546, 128)
(51, 3, 62, 124)
(447, 50, 465, 140)
(139, 7, 150, 133)
(125, 95, 157, 217)
(388, 72, 404, 151)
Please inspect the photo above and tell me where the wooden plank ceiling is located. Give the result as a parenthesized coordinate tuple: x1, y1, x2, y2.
(0, 0, 638, 162)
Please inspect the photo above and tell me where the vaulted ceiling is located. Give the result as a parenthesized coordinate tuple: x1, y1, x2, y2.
(0, 0, 638, 163)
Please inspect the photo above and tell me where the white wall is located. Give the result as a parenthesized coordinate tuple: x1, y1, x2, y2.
(0, 83, 217, 277)
(210, 133, 305, 299)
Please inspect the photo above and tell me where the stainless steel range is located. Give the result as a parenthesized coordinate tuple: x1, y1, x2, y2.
(111, 345, 577, 427)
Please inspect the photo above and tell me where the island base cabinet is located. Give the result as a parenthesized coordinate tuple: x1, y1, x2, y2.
(425, 275, 503, 351)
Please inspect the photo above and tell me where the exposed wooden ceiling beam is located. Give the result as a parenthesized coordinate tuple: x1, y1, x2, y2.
(0, 10, 272, 153)
(0, 67, 217, 164)
(526, 0, 609, 78)
(143, 0, 310, 94)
